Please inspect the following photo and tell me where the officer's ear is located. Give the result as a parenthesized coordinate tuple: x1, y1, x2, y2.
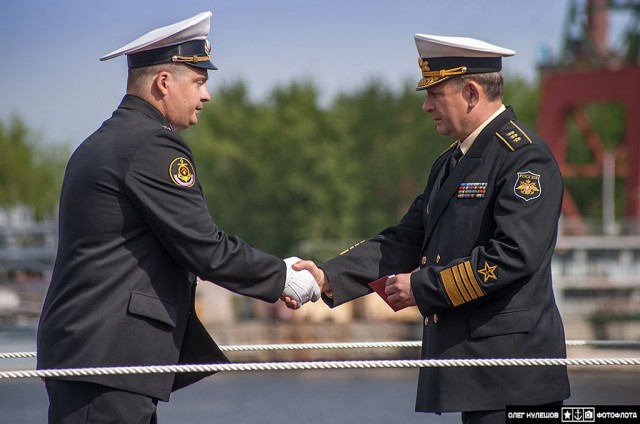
(154, 71, 172, 96)
(463, 80, 482, 108)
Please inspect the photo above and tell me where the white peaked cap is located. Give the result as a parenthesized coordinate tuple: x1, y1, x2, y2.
(413, 34, 515, 90)
(414, 34, 515, 59)
(99, 11, 216, 70)
(100, 11, 211, 60)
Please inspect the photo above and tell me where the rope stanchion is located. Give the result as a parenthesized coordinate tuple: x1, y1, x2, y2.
(1, 357, 640, 380)
(2, 339, 639, 360)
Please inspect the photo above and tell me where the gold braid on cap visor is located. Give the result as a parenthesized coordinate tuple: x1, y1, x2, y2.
(416, 57, 468, 89)
(171, 54, 211, 64)
(421, 66, 468, 77)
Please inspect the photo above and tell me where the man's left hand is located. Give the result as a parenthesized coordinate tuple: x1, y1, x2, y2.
(384, 273, 417, 309)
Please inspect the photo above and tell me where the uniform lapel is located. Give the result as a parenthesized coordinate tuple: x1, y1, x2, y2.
(422, 107, 517, 244)
(424, 155, 480, 238)
(426, 149, 452, 214)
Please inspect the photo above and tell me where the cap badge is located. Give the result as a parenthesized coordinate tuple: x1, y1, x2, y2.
(205, 39, 211, 56)
(169, 157, 196, 187)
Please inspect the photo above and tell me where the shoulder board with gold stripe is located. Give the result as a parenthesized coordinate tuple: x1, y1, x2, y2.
(495, 120, 533, 152)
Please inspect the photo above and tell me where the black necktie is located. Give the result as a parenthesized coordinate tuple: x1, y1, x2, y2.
(443, 145, 463, 182)
(427, 145, 463, 215)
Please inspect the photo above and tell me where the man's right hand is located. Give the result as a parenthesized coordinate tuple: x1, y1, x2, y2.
(281, 257, 321, 309)
(279, 259, 332, 310)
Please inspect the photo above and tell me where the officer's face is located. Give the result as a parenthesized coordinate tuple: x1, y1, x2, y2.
(165, 66, 211, 131)
(422, 79, 469, 140)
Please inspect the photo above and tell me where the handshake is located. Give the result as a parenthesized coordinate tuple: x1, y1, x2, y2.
(281, 257, 322, 309)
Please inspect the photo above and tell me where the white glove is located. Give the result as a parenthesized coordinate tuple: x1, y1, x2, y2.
(282, 256, 321, 306)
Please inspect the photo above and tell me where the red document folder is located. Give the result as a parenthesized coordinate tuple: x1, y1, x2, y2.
(368, 275, 406, 311)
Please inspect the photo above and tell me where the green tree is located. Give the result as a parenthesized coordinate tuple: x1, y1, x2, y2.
(183, 75, 621, 258)
(187, 79, 444, 257)
(504, 76, 539, 128)
(187, 81, 359, 256)
(329, 79, 441, 236)
(0, 116, 67, 218)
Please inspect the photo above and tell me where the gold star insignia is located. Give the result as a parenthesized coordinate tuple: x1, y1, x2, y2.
(478, 261, 497, 283)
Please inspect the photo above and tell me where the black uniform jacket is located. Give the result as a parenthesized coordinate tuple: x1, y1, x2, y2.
(37, 95, 286, 401)
(321, 107, 570, 412)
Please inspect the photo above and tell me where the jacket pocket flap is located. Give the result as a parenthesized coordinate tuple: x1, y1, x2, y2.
(128, 291, 177, 328)
(469, 309, 531, 338)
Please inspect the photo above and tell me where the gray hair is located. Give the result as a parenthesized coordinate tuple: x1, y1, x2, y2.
(451, 72, 504, 102)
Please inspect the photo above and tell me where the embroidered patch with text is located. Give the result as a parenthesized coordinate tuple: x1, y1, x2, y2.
(513, 171, 541, 201)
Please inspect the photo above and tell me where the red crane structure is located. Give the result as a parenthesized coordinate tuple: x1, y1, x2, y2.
(537, 0, 640, 233)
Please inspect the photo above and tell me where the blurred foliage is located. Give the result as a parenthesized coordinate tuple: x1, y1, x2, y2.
(0, 116, 67, 219)
(186, 76, 541, 257)
(1, 75, 626, 254)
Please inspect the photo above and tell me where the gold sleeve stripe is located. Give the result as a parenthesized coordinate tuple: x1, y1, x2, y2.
(463, 261, 485, 298)
(451, 265, 473, 302)
(440, 268, 465, 306)
(495, 132, 515, 151)
(456, 263, 479, 300)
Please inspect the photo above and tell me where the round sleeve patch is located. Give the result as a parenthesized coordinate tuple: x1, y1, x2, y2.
(169, 157, 196, 187)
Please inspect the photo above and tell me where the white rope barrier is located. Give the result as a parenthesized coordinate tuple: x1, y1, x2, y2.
(2, 357, 640, 380)
(0, 351, 36, 359)
(220, 340, 423, 352)
(2, 339, 638, 360)
(565, 340, 640, 347)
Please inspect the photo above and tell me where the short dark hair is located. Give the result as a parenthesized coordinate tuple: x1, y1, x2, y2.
(127, 63, 191, 93)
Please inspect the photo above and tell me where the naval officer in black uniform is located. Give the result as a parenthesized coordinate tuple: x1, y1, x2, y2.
(289, 34, 570, 424)
(37, 11, 319, 423)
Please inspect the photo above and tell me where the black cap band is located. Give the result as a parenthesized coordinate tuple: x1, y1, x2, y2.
(127, 39, 217, 70)
(423, 56, 502, 75)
